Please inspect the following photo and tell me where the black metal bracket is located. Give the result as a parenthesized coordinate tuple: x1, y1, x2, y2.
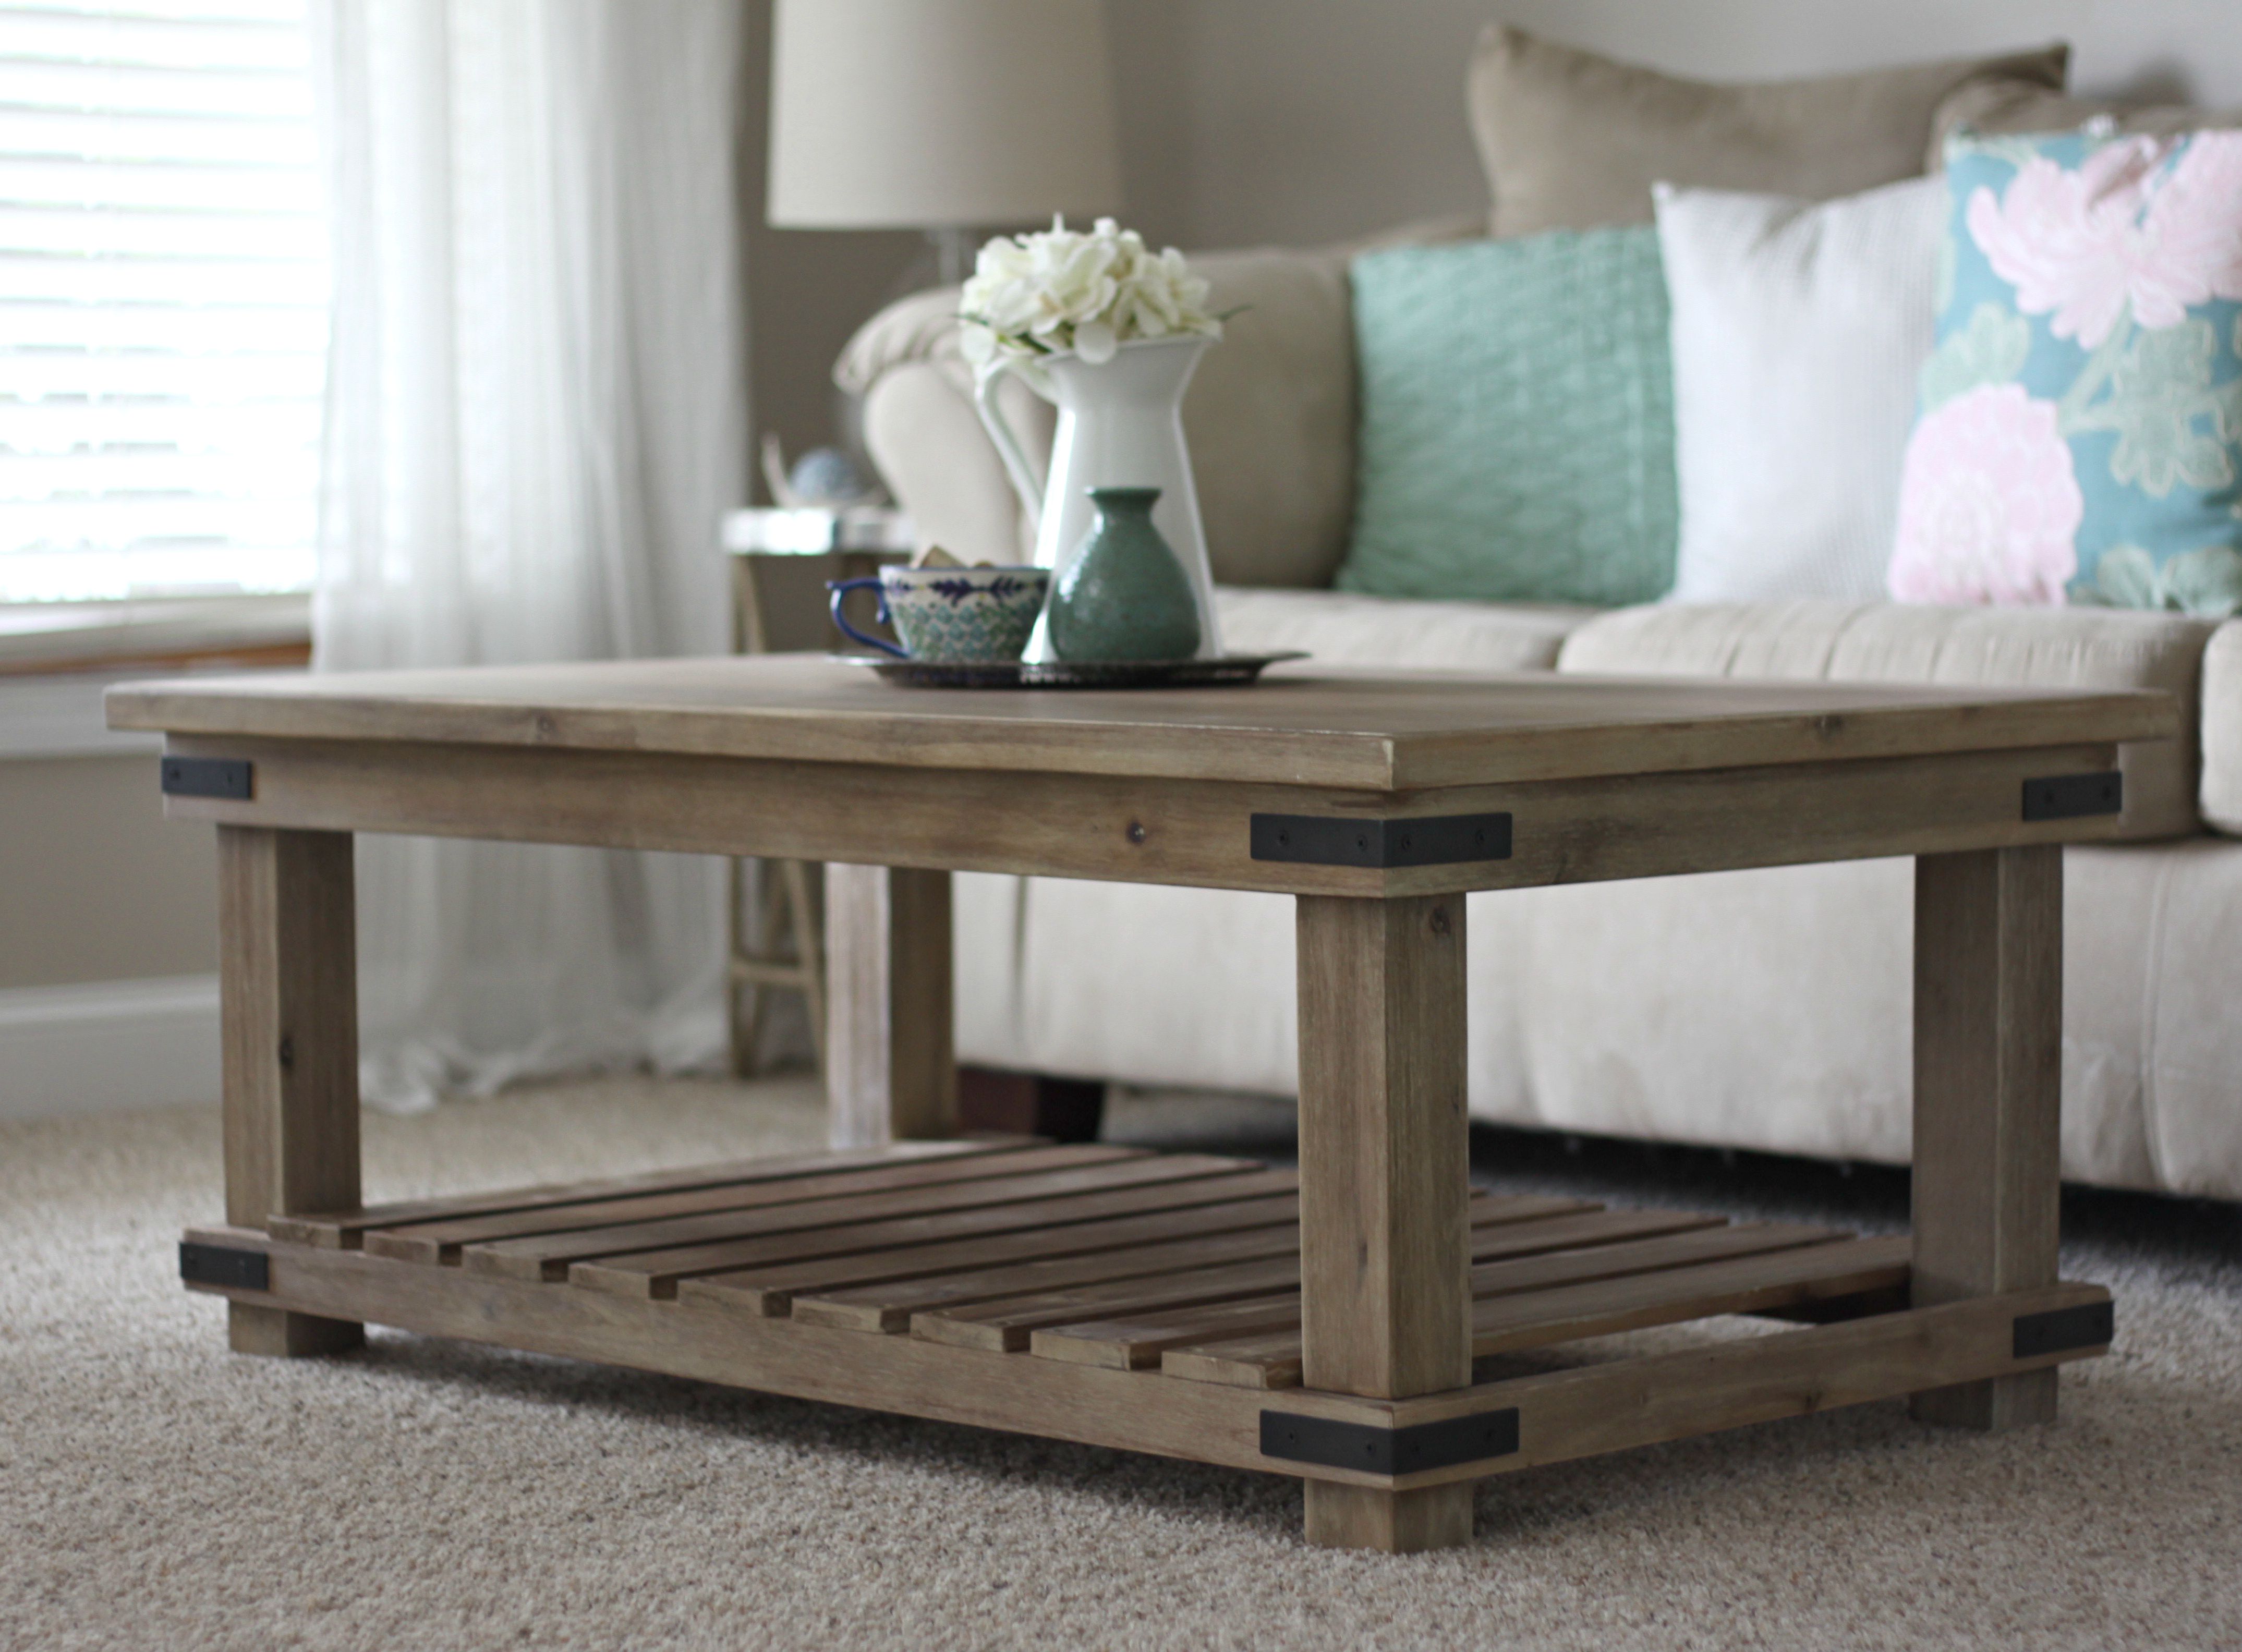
(1259, 1408, 1520, 1476)
(1250, 812, 1512, 869)
(2021, 771, 2122, 822)
(2014, 1300, 2114, 1359)
(179, 1241, 270, 1292)
(161, 757, 253, 801)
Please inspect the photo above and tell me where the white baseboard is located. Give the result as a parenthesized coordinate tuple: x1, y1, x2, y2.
(0, 974, 220, 1119)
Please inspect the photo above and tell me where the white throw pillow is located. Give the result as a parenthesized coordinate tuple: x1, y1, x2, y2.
(1654, 175, 1946, 602)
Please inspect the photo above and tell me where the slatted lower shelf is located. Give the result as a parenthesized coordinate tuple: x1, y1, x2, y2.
(185, 1139, 2113, 1491)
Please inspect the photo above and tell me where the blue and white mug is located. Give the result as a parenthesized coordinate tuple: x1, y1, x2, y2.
(828, 565, 1050, 663)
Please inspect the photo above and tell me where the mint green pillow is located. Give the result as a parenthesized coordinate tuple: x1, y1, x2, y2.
(1336, 228, 1678, 606)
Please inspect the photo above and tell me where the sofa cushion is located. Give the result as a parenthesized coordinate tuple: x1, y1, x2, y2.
(1215, 587, 1593, 673)
(1337, 228, 1677, 608)
(841, 245, 1356, 589)
(1656, 176, 1946, 603)
(956, 839, 2242, 1196)
(1556, 600, 2217, 839)
(1465, 25, 2068, 239)
(2200, 620, 2242, 835)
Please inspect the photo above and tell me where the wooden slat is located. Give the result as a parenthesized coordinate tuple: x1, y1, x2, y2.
(1457, 1205, 1725, 1262)
(1038, 1220, 1835, 1375)
(908, 1203, 1684, 1353)
(1483, 1218, 1834, 1285)
(742, 1195, 1306, 1328)
(1034, 1294, 1342, 1372)
(923, 1254, 1315, 1353)
(366, 1143, 1133, 1264)
(790, 1193, 1601, 1334)
(585, 1167, 1302, 1300)
(270, 1138, 1025, 1249)
(1166, 1235, 1912, 1389)
(464, 1152, 1259, 1282)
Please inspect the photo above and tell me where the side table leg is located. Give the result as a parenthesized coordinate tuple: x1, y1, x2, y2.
(217, 825, 363, 1356)
(1295, 894, 1473, 1551)
(1910, 845, 2062, 1429)
(824, 864, 955, 1148)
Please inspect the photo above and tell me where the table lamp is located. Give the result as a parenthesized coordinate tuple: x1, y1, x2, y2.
(767, 0, 1123, 284)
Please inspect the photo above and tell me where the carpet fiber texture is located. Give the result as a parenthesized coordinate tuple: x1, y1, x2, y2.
(4, 1077, 2239, 1651)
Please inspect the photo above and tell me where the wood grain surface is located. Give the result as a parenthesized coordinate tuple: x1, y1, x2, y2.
(216, 825, 363, 1357)
(106, 654, 2175, 791)
(1911, 846, 2064, 1431)
(139, 731, 2137, 896)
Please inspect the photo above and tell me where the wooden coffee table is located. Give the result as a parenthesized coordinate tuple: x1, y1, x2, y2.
(109, 657, 2170, 1552)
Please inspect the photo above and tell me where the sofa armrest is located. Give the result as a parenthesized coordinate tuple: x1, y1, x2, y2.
(2201, 620, 2242, 836)
(835, 284, 1037, 565)
(835, 242, 1367, 589)
(860, 357, 1045, 565)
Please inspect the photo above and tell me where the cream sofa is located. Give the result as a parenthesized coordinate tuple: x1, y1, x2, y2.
(835, 240, 2242, 1205)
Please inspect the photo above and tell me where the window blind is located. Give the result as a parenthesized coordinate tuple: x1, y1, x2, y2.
(0, 0, 326, 603)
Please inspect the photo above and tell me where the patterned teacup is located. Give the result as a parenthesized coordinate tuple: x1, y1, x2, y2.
(828, 565, 1050, 663)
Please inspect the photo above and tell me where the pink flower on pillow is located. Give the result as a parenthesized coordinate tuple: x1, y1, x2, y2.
(1889, 384, 2081, 606)
(1967, 132, 2242, 347)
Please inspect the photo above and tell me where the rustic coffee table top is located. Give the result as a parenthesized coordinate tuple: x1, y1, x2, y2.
(107, 653, 2176, 792)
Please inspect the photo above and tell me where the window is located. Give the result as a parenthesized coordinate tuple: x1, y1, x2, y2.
(0, 0, 326, 604)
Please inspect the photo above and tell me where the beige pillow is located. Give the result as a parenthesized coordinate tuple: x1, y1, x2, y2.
(1930, 80, 2241, 160)
(1468, 26, 2068, 239)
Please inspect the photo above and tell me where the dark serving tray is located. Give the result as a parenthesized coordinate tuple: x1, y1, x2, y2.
(838, 652, 1308, 689)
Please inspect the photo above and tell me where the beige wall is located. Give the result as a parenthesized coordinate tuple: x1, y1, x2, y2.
(0, 754, 214, 990)
(1131, 0, 2242, 252)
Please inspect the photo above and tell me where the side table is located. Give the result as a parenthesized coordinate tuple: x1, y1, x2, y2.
(720, 506, 911, 1076)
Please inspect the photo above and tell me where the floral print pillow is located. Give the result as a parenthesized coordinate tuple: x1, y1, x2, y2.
(1888, 127, 2242, 614)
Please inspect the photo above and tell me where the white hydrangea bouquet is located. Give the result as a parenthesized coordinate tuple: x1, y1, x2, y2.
(958, 216, 1222, 393)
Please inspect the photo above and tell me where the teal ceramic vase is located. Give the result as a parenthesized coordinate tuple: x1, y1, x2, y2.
(1046, 486, 1204, 663)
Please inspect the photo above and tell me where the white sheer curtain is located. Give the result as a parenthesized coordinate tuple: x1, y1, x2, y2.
(309, 0, 747, 1110)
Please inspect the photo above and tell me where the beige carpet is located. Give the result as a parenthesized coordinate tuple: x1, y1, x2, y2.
(4, 1077, 2239, 1652)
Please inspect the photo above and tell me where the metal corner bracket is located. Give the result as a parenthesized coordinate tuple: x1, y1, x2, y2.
(161, 757, 253, 800)
(1258, 1407, 1520, 1476)
(179, 1241, 270, 1292)
(1250, 812, 1512, 869)
(2021, 772, 2121, 822)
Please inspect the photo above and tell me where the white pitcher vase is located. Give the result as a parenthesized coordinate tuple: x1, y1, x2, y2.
(973, 335, 1223, 662)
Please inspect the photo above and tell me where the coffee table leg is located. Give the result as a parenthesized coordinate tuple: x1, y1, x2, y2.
(824, 864, 955, 1148)
(217, 825, 363, 1356)
(1910, 845, 2062, 1429)
(1295, 894, 1474, 1551)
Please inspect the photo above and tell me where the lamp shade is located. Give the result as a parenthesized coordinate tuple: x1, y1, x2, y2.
(767, 0, 1122, 230)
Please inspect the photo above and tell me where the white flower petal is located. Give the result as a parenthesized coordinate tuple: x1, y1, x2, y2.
(953, 218, 1217, 367)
